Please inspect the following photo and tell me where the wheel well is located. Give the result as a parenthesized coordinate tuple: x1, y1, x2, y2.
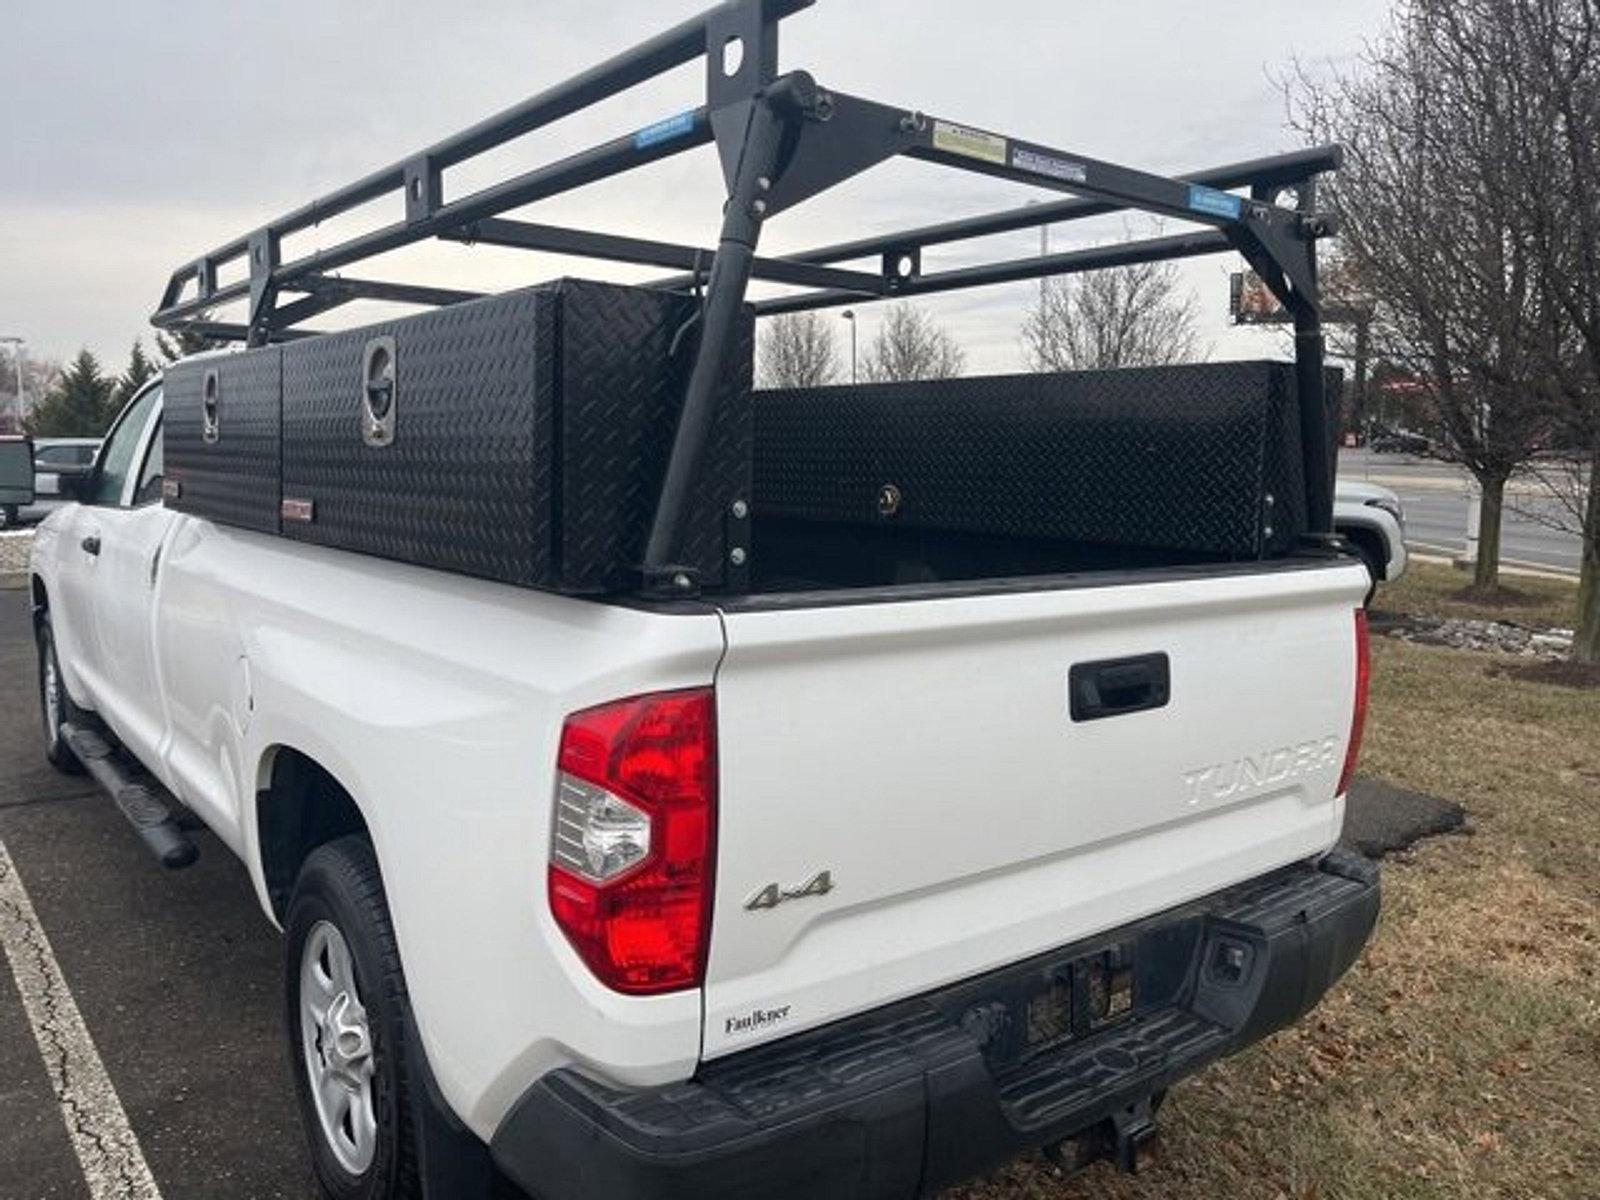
(1339, 525, 1387, 580)
(258, 748, 370, 923)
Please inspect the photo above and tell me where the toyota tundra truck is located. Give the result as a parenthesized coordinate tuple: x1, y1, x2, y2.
(28, 2, 1378, 1196)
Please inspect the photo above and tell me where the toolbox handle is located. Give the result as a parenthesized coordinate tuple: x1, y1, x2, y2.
(361, 337, 397, 447)
(201, 368, 221, 444)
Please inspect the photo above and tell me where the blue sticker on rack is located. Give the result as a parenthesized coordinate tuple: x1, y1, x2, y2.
(634, 111, 697, 150)
(1188, 185, 1243, 220)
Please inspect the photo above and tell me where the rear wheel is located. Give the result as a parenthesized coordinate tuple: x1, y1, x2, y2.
(286, 837, 421, 1200)
(36, 617, 83, 774)
(0, 505, 14, 530)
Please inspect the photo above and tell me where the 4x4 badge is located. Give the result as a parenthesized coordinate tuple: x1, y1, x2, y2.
(745, 871, 834, 911)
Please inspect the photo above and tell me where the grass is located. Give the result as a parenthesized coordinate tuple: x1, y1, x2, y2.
(1377, 560, 1580, 631)
(948, 596, 1600, 1200)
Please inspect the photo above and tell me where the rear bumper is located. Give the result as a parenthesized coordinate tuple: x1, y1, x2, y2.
(492, 850, 1379, 1200)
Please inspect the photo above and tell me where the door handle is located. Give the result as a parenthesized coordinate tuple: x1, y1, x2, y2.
(80, 534, 101, 557)
(1069, 653, 1170, 722)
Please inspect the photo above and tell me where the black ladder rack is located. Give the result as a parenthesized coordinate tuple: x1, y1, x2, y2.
(151, 0, 1341, 596)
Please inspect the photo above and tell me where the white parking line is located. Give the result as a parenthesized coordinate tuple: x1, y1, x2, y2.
(0, 836, 162, 1200)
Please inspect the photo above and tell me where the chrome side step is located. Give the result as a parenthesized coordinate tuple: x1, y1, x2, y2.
(60, 722, 199, 870)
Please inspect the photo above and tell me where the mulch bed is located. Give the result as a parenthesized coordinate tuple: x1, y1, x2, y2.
(1445, 583, 1545, 610)
(1341, 775, 1468, 859)
(1487, 658, 1600, 690)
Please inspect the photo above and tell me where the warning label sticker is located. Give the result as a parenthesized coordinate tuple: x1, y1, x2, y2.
(1011, 147, 1088, 185)
(932, 121, 1008, 165)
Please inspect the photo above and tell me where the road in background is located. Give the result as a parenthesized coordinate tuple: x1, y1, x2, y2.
(1340, 449, 1585, 574)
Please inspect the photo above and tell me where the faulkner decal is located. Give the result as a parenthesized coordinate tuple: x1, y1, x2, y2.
(725, 1006, 792, 1037)
(1181, 736, 1340, 806)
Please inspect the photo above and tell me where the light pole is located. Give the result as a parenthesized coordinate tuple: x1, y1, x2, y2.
(0, 337, 22, 430)
(1026, 199, 1049, 307)
(840, 310, 857, 384)
(1039, 222, 1049, 307)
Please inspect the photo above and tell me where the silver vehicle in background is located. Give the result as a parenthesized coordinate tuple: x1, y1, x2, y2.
(1333, 478, 1408, 604)
(20, 437, 101, 525)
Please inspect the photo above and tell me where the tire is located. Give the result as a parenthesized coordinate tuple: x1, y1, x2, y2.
(36, 617, 84, 774)
(286, 837, 421, 1200)
(0, 506, 15, 531)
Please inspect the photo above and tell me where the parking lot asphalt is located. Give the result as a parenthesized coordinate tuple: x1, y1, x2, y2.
(0, 584, 317, 1200)
(0, 577, 1455, 1200)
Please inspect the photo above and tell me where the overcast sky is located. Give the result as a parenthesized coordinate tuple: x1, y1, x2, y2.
(0, 0, 1392, 380)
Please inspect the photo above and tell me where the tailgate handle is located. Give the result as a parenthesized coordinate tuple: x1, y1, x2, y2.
(1069, 653, 1170, 722)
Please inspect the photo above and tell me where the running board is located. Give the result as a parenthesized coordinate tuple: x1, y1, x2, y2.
(60, 722, 199, 870)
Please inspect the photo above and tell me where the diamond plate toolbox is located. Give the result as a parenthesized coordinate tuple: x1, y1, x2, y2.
(755, 362, 1328, 559)
(161, 279, 752, 593)
(163, 349, 283, 535)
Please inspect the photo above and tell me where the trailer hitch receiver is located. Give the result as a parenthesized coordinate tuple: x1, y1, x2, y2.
(1043, 1093, 1160, 1178)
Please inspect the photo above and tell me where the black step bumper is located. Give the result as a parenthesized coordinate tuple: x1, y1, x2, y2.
(492, 850, 1379, 1199)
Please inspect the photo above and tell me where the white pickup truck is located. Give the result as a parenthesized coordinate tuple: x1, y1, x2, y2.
(28, 5, 1380, 1197)
(29, 372, 1379, 1196)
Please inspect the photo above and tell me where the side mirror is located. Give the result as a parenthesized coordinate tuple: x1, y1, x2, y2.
(52, 461, 97, 503)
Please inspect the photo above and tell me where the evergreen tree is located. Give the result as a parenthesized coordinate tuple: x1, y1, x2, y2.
(23, 350, 118, 438)
(114, 339, 159, 407)
(156, 323, 225, 364)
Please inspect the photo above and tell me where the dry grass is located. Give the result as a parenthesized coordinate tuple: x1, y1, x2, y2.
(949, 633, 1600, 1200)
(1377, 560, 1580, 631)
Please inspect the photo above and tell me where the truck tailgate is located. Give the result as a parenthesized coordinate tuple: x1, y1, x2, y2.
(703, 562, 1367, 1058)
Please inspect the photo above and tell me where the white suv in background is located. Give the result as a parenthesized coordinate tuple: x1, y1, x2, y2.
(1334, 479, 1407, 603)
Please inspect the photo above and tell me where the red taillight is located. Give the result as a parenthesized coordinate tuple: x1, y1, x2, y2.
(548, 688, 716, 994)
(1336, 609, 1370, 796)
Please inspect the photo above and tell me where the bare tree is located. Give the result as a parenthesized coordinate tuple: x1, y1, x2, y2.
(0, 349, 62, 435)
(1508, 449, 1596, 641)
(1490, 0, 1600, 660)
(861, 303, 965, 383)
(757, 312, 842, 390)
(1527, 429, 1600, 663)
(1289, 2, 1567, 593)
(1021, 259, 1201, 372)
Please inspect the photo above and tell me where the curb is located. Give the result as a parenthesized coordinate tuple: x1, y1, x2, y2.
(1407, 548, 1581, 582)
